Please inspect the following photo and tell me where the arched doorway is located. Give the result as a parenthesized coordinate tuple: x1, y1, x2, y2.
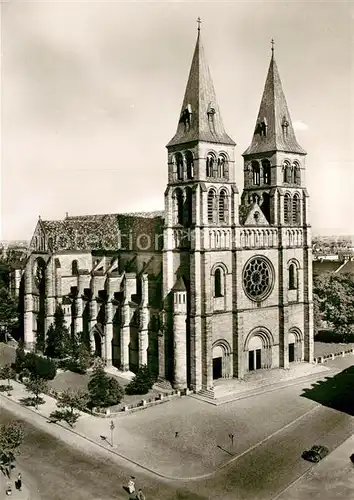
(212, 340, 232, 379)
(92, 324, 103, 358)
(289, 328, 303, 362)
(245, 329, 273, 372)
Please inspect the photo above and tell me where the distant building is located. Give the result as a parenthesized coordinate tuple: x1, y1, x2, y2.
(11, 29, 314, 393)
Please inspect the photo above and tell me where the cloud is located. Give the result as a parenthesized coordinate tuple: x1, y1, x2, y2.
(293, 120, 309, 131)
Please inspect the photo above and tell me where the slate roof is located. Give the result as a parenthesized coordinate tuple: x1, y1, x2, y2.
(243, 54, 306, 156)
(167, 32, 235, 147)
(41, 211, 165, 252)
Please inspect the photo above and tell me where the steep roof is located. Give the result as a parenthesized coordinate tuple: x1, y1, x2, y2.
(243, 52, 306, 156)
(40, 211, 165, 252)
(167, 32, 235, 147)
(172, 276, 187, 292)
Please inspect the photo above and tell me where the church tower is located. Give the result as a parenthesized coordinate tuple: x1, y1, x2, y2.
(240, 42, 313, 373)
(163, 23, 239, 391)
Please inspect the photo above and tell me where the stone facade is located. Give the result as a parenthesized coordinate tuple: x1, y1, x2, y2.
(13, 30, 314, 392)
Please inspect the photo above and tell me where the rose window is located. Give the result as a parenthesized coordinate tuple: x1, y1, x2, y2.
(243, 257, 273, 301)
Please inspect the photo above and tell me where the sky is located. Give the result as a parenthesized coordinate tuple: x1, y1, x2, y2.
(1, 0, 354, 240)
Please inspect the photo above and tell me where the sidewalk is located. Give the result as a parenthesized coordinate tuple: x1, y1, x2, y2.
(275, 434, 354, 500)
(0, 472, 31, 500)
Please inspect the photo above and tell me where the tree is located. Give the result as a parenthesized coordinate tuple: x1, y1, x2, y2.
(49, 388, 89, 427)
(23, 352, 57, 380)
(24, 377, 48, 409)
(88, 359, 124, 408)
(313, 272, 354, 340)
(0, 286, 19, 335)
(13, 343, 26, 375)
(125, 365, 154, 395)
(45, 306, 71, 359)
(0, 421, 24, 478)
(0, 365, 16, 389)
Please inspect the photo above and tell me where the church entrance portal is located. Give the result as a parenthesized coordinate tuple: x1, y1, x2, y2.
(248, 349, 261, 371)
(289, 343, 295, 362)
(246, 333, 272, 372)
(213, 357, 222, 379)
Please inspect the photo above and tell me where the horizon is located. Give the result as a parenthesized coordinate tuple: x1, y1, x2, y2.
(1, 1, 353, 240)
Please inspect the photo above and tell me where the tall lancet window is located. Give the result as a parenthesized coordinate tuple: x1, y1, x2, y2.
(206, 153, 215, 178)
(185, 151, 194, 179)
(284, 193, 291, 224)
(262, 160, 271, 185)
(208, 189, 216, 223)
(218, 189, 227, 223)
(174, 189, 184, 225)
(175, 153, 184, 181)
(252, 161, 260, 185)
(292, 194, 301, 224)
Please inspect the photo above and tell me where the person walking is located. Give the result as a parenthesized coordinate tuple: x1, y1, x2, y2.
(136, 488, 146, 500)
(127, 477, 136, 495)
(16, 473, 22, 491)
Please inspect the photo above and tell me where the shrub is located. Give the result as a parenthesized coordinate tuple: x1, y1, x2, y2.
(13, 345, 26, 374)
(23, 353, 57, 380)
(88, 359, 124, 408)
(125, 365, 155, 395)
(0, 385, 13, 392)
(24, 377, 48, 409)
(49, 409, 79, 427)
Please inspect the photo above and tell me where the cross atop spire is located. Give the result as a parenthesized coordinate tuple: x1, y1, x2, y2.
(166, 25, 235, 148)
(243, 50, 306, 156)
(197, 17, 202, 33)
(271, 38, 275, 56)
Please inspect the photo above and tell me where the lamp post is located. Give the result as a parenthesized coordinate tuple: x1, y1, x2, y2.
(228, 433, 234, 450)
(110, 420, 115, 447)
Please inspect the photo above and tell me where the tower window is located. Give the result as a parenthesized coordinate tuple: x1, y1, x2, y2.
(288, 263, 298, 290)
(284, 193, 291, 224)
(175, 153, 184, 181)
(262, 160, 271, 185)
(261, 192, 270, 222)
(72, 260, 79, 275)
(217, 154, 227, 177)
(207, 189, 216, 223)
(184, 187, 193, 227)
(214, 268, 223, 297)
(185, 151, 194, 179)
(283, 161, 290, 183)
(174, 189, 184, 225)
(219, 189, 227, 223)
(252, 161, 260, 185)
(206, 153, 216, 178)
(292, 194, 301, 224)
(293, 161, 301, 185)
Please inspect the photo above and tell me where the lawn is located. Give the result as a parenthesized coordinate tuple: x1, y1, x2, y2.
(0, 343, 161, 409)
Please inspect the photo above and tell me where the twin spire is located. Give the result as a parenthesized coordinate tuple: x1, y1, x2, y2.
(167, 22, 235, 147)
(168, 22, 305, 156)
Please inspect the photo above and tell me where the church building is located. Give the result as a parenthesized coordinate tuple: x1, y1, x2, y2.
(14, 27, 314, 393)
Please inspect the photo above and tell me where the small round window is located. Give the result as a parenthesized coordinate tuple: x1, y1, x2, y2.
(242, 256, 274, 301)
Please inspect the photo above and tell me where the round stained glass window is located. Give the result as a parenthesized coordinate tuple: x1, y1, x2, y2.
(242, 256, 274, 301)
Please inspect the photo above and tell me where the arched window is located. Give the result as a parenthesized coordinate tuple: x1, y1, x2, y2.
(262, 160, 271, 185)
(284, 193, 291, 224)
(252, 161, 260, 185)
(288, 263, 298, 290)
(217, 154, 227, 177)
(184, 187, 193, 227)
(218, 189, 227, 223)
(185, 151, 194, 179)
(292, 193, 301, 224)
(261, 192, 270, 222)
(293, 162, 301, 185)
(214, 268, 223, 297)
(283, 161, 290, 183)
(174, 189, 184, 225)
(175, 153, 184, 181)
(207, 189, 216, 223)
(206, 153, 215, 177)
(72, 260, 79, 275)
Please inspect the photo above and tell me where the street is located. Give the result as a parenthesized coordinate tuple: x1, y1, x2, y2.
(1, 356, 353, 499)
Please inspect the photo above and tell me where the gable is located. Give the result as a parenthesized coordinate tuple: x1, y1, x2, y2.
(243, 202, 269, 227)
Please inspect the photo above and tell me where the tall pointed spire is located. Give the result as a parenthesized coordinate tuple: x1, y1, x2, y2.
(167, 25, 235, 147)
(243, 44, 306, 156)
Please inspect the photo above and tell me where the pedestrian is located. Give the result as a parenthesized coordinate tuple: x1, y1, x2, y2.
(175, 431, 179, 438)
(127, 477, 136, 495)
(136, 488, 146, 500)
(15, 472, 22, 491)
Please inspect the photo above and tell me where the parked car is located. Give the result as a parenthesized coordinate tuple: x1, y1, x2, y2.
(302, 445, 329, 463)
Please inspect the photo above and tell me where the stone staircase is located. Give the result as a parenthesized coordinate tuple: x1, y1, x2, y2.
(196, 388, 215, 400)
(154, 378, 174, 391)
